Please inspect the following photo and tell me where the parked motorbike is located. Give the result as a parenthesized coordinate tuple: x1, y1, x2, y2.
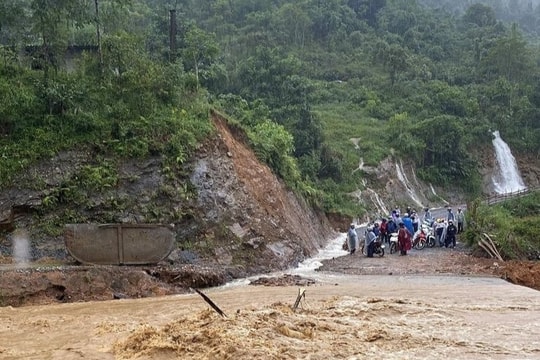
(412, 230, 427, 250)
(390, 228, 434, 252)
(421, 220, 437, 248)
(389, 232, 398, 254)
(361, 239, 385, 257)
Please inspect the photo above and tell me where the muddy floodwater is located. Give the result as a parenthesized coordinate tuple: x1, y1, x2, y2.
(1, 274, 539, 360)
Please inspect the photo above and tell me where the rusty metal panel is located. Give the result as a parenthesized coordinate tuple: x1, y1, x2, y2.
(64, 224, 175, 265)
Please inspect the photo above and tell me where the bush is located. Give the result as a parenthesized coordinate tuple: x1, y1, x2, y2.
(248, 120, 300, 183)
(464, 192, 540, 260)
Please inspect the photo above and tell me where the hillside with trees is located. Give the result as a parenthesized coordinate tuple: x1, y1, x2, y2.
(0, 0, 539, 260)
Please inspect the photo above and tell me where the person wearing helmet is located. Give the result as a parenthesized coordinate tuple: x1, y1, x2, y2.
(347, 224, 358, 255)
(423, 207, 433, 226)
(445, 219, 458, 248)
(435, 218, 446, 247)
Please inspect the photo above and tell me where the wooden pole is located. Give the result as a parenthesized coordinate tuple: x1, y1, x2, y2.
(169, 9, 177, 61)
(292, 288, 306, 312)
(94, 0, 103, 71)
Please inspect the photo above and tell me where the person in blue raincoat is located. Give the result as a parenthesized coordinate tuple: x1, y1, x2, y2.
(402, 213, 414, 236)
(386, 218, 398, 243)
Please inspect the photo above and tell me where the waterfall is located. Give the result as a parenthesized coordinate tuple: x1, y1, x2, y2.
(492, 131, 527, 194)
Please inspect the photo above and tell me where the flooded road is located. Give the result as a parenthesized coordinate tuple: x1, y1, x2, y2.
(1, 274, 539, 359)
(2, 214, 539, 359)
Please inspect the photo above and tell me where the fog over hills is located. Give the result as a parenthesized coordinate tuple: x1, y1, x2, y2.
(420, 0, 540, 36)
(421, 0, 540, 12)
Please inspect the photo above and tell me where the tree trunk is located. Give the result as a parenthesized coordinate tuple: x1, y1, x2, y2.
(169, 9, 177, 61)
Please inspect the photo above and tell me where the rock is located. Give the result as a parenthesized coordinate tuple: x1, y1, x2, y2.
(244, 237, 263, 249)
(113, 292, 128, 300)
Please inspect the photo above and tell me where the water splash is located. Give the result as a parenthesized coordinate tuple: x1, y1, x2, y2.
(492, 131, 527, 194)
(222, 226, 364, 288)
(13, 230, 31, 267)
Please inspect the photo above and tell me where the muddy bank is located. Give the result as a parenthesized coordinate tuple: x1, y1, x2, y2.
(0, 263, 233, 307)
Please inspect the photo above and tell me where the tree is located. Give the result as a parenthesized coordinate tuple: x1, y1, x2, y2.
(292, 107, 323, 158)
(462, 3, 497, 28)
(31, 0, 72, 73)
(248, 120, 300, 181)
(0, 0, 32, 46)
(348, 0, 386, 26)
(318, 144, 343, 181)
(378, 7, 417, 35)
(480, 25, 534, 83)
(271, 2, 312, 48)
(375, 42, 410, 85)
(181, 26, 219, 91)
(94, 0, 103, 69)
(414, 115, 477, 187)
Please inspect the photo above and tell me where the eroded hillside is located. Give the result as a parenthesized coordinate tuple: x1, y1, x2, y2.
(0, 112, 336, 306)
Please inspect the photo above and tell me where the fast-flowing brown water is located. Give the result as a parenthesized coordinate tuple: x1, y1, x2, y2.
(1, 274, 539, 359)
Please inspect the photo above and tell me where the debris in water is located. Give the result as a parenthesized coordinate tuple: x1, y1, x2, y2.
(192, 288, 227, 317)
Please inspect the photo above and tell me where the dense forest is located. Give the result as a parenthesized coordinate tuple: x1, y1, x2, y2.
(1, 1, 539, 225)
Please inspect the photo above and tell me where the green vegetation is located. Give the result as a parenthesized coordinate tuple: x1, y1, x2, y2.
(465, 191, 540, 260)
(1, 0, 540, 254)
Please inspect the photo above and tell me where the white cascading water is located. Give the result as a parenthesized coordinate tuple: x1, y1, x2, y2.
(395, 160, 424, 208)
(221, 225, 363, 288)
(492, 131, 527, 194)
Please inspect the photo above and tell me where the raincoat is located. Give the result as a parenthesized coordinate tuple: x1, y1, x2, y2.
(347, 227, 358, 254)
(398, 227, 412, 254)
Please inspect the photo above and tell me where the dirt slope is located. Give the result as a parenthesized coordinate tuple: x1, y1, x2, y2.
(0, 112, 335, 306)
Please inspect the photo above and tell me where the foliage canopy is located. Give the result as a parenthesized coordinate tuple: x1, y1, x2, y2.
(1, 0, 540, 240)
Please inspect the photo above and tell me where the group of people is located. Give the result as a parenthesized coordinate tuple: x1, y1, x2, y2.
(431, 207, 465, 248)
(346, 222, 382, 257)
(346, 205, 466, 257)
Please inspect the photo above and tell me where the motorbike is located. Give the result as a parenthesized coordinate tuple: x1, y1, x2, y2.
(361, 238, 385, 257)
(412, 230, 427, 250)
(421, 220, 437, 248)
(411, 222, 438, 250)
(390, 229, 434, 252)
(389, 232, 398, 254)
